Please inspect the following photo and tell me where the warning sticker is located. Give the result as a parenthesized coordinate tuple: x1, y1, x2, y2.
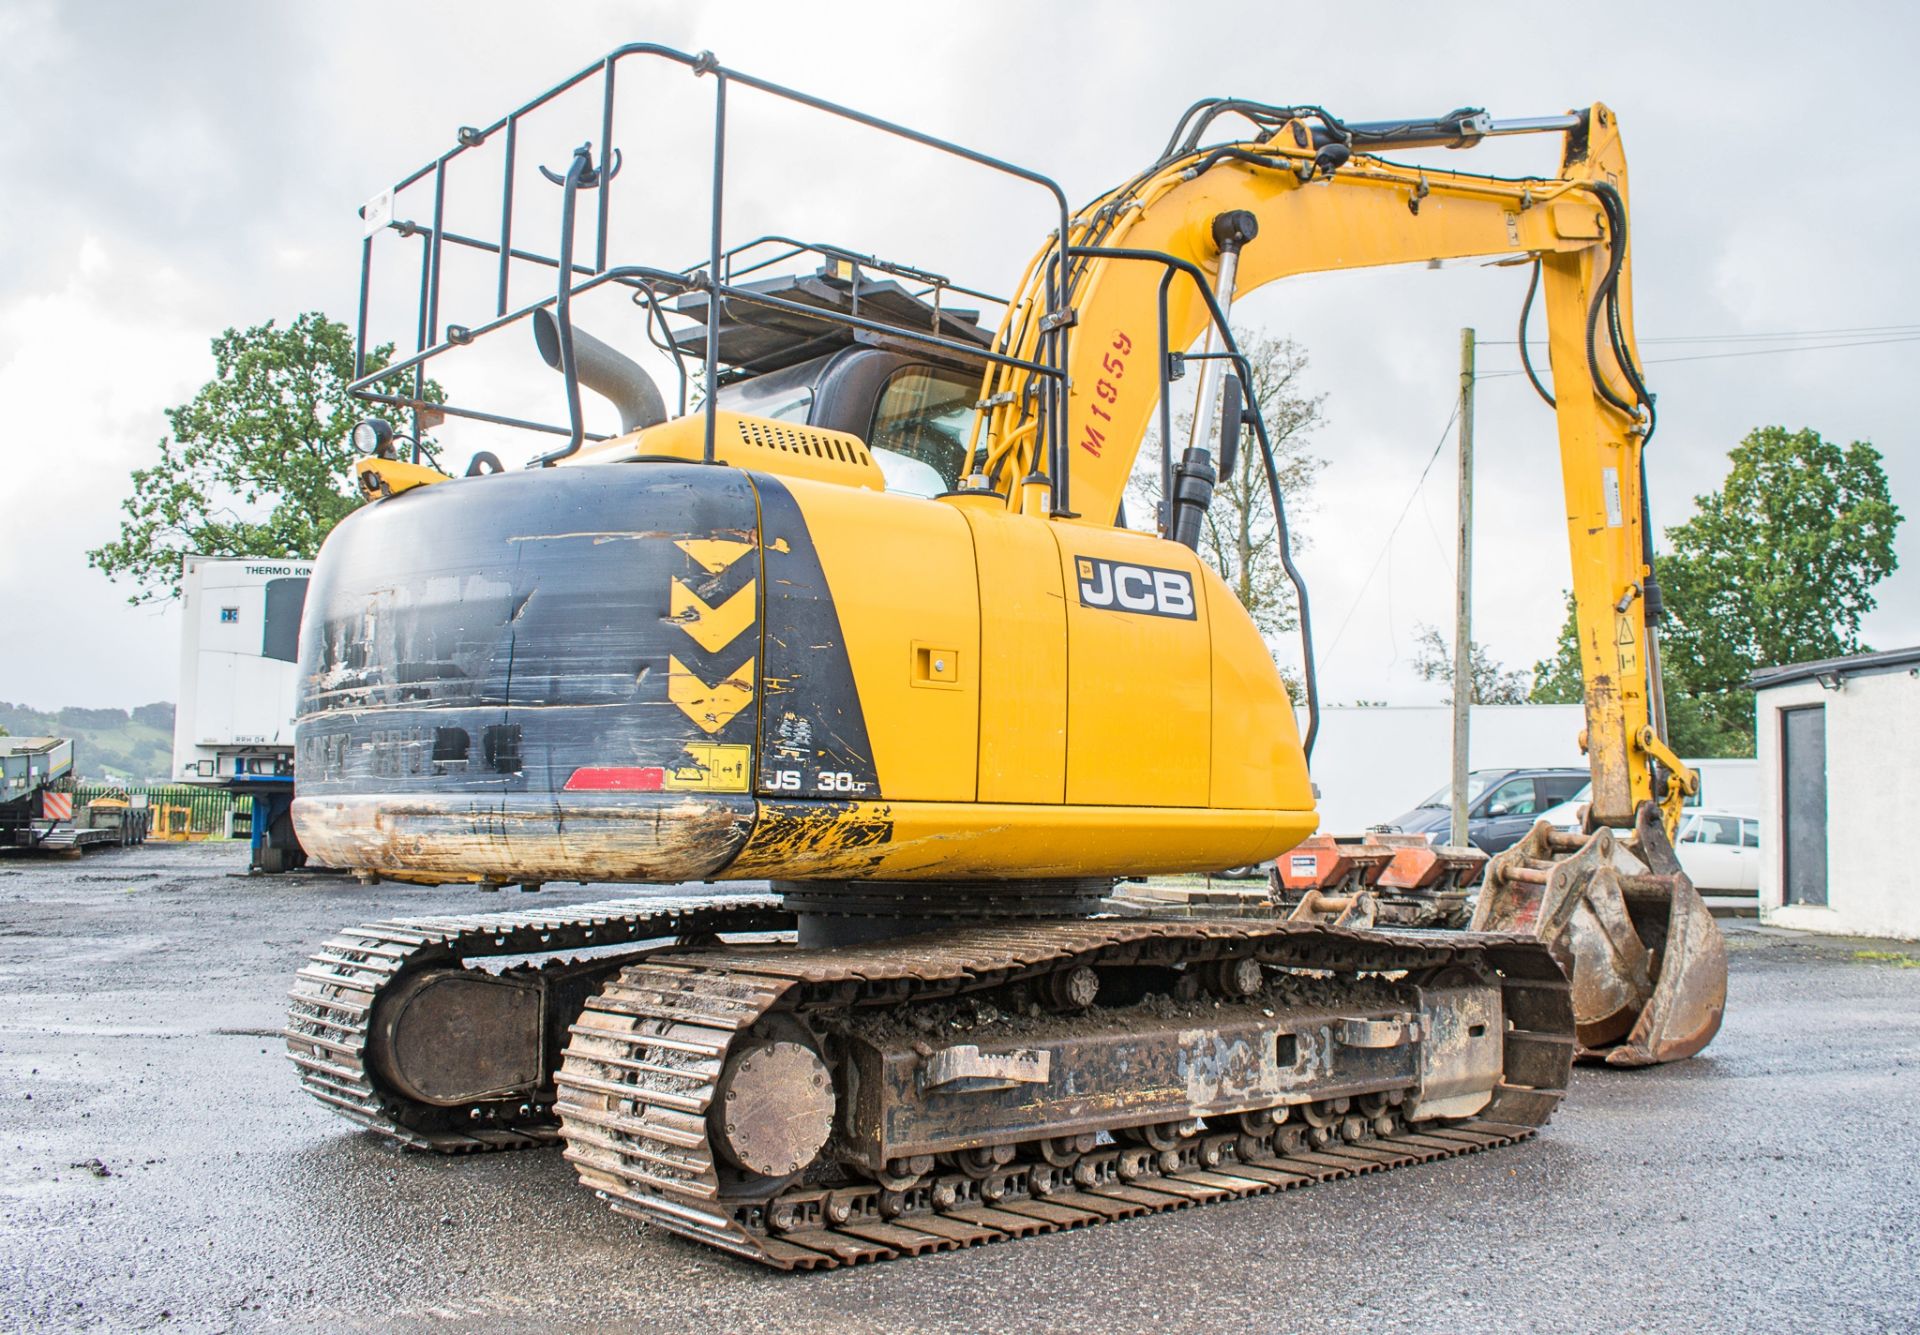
(1602, 467, 1624, 528)
(663, 743, 752, 793)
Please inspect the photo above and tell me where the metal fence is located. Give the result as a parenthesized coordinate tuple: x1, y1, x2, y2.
(65, 783, 251, 839)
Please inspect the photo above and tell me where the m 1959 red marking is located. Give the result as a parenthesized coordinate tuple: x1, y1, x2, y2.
(1079, 331, 1132, 457)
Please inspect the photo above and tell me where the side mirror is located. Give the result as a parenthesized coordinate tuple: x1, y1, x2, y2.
(1218, 372, 1244, 477)
(1486, 802, 1510, 818)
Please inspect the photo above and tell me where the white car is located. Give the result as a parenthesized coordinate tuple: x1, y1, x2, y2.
(1535, 787, 1759, 894)
(1672, 810, 1761, 893)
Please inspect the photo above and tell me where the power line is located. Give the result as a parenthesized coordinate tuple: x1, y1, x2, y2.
(1478, 333, 1920, 378)
(1484, 321, 1920, 347)
(1322, 393, 1463, 661)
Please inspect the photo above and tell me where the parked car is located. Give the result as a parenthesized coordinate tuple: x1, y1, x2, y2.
(1376, 767, 1590, 856)
(1674, 810, 1761, 893)
(1539, 789, 1760, 894)
(1538, 785, 1590, 832)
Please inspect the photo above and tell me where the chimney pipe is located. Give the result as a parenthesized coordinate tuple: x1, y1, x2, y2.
(532, 308, 668, 436)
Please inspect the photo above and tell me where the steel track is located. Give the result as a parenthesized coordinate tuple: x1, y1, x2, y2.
(283, 894, 795, 1151)
(555, 918, 1573, 1268)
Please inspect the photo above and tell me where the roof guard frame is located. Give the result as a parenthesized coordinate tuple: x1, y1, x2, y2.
(346, 43, 1076, 507)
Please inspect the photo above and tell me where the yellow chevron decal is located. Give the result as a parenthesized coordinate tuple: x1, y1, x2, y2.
(668, 654, 755, 734)
(674, 537, 755, 575)
(670, 577, 757, 654)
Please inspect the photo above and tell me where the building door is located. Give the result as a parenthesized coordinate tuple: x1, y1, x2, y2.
(1780, 705, 1828, 907)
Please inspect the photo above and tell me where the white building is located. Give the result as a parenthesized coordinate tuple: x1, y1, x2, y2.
(1751, 647, 1920, 939)
(172, 556, 312, 782)
(1309, 704, 1586, 833)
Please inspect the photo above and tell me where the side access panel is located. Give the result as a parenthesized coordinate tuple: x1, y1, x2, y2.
(752, 474, 980, 803)
(1053, 527, 1210, 807)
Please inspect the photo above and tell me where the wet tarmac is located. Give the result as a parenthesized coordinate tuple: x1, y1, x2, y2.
(1, 842, 1915, 1333)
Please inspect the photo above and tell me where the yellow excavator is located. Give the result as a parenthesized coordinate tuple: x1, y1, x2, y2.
(286, 45, 1723, 1268)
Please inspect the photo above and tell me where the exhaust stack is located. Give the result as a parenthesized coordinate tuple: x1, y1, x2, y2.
(532, 308, 667, 435)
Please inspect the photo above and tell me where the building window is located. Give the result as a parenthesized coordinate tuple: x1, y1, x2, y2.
(220, 607, 240, 623)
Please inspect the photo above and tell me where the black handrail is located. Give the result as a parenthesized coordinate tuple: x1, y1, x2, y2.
(348, 43, 1076, 507)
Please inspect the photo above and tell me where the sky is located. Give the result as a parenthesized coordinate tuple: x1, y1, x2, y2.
(1, 0, 1914, 714)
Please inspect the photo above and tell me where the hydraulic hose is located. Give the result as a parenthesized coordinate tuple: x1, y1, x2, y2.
(1519, 259, 1555, 408)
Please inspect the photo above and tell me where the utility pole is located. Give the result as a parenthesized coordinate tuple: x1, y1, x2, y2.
(1449, 328, 1475, 849)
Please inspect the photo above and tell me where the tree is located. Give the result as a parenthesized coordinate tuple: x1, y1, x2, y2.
(1532, 425, 1902, 755)
(1528, 590, 1584, 706)
(88, 312, 435, 603)
(1129, 329, 1326, 636)
(1412, 622, 1530, 705)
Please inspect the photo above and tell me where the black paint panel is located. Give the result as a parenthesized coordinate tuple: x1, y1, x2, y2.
(295, 463, 760, 798)
(749, 473, 881, 798)
(262, 578, 309, 664)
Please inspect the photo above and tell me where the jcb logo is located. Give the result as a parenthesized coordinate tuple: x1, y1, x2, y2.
(1075, 557, 1196, 620)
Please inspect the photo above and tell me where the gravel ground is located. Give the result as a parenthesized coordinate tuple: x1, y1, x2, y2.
(1, 842, 1915, 1333)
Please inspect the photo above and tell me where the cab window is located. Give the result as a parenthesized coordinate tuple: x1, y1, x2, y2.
(869, 366, 977, 495)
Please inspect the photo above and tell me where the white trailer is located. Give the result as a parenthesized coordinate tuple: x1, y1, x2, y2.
(173, 556, 313, 871)
(172, 556, 312, 782)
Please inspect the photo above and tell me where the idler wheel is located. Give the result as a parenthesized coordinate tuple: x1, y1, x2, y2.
(1125, 1118, 1197, 1152)
(877, 1154, 934, 1191)
(1298, 1097, 1347, 1128)
(951, 1143, 1017, 1179)
(1205, 956, 1265, 999)
(711, 1040, 834, 1178)
(1038, 1134, 1095, 1167)
(1235, 1106, 1281, 1135)
(1040, 965, 1101, 1012)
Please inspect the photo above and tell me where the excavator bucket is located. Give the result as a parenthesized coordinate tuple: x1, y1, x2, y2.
(1473, 803, 1725, 1066)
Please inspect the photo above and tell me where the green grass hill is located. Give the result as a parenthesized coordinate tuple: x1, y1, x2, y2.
(0, 701, 175, 783)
